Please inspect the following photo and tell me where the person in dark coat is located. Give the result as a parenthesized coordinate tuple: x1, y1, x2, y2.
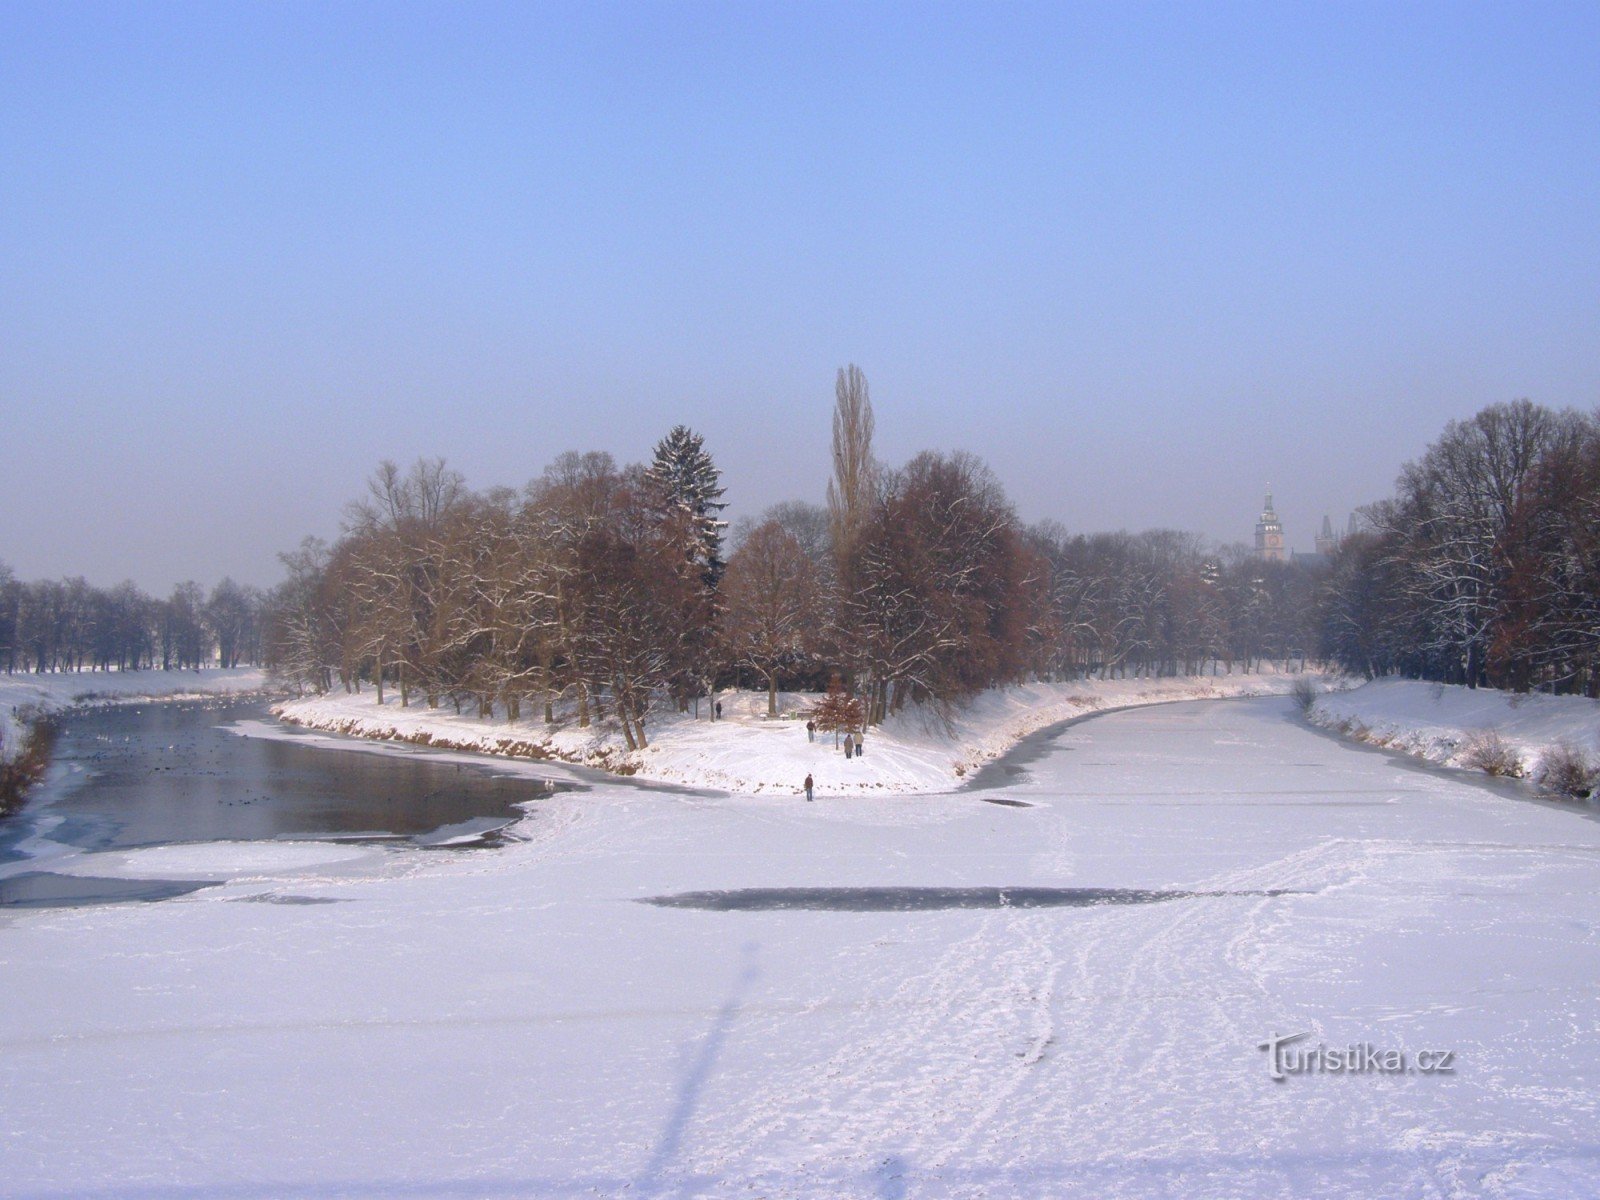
(843, 732, 855, 759)
(804, 773, 814, 802)
(714, 700, 723, 720)
(806, 720, 815, 743)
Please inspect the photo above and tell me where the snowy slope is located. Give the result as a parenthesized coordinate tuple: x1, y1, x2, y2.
(1310, 679, 1600, 784)
(5, 695, 1600, 1196)
(276, 669, 1330, 796)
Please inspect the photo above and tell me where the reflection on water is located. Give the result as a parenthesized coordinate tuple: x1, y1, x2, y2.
(641, 886, 1301, 911)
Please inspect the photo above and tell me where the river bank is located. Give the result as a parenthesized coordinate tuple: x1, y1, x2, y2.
(276, 667, 1333, 795)
(1308, 679, 1600, 797)
(0, 719, 55, 816)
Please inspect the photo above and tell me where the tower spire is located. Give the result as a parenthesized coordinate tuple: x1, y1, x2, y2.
(1254, 490, 1285, 562)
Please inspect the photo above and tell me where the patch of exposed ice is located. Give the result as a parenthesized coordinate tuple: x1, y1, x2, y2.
(50, 841, 376, 880)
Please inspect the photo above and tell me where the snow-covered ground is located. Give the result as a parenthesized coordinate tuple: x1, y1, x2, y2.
(0, 667, 269, 763)
(277, 669, 1325, 795)
(1310, 679, 1600, 787)
(4, 694, 1600, 1196)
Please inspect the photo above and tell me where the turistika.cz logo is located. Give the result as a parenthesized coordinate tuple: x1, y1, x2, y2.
(1258, 1032, 1457, 1081)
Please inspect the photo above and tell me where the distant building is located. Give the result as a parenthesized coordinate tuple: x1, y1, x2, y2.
(1255, 495, 1356, 567)
(1314, 514, 1338, 557)
(1254, 493, 1286, 562)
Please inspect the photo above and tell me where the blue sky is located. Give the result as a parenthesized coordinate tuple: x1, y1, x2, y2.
(3, 1, 1597, 589)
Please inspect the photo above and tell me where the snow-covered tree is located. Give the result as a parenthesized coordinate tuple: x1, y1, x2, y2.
(646, 425, 729, 587)
(719, 521, 824, 715)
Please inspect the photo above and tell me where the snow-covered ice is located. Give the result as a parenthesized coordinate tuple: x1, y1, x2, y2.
(48, 841, 378, 881)
(4, 693, 1599, 1197)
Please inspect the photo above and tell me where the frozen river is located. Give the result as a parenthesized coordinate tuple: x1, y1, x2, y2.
(2, 695, 1598, 1197)
(0, 699, 564, 906)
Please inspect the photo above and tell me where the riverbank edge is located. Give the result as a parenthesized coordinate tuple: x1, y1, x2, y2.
(1306, 679, 1600, 799)
(0, 715, 57, 816)
(274, 672, 1341, 796)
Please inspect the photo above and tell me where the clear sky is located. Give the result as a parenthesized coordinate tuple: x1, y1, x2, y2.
(3, 1, 1597, 591)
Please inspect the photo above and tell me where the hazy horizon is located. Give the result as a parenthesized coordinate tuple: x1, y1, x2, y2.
(4, 2, 1596, 593)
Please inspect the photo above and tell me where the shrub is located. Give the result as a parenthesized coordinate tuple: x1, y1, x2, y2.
(1535, 743, 1596, 799)
(1290, 676, 1318, 713)
(1461, 729, 1524, 778)
(0, 715, 58, 816)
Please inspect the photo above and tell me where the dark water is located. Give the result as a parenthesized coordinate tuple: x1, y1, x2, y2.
(0, 870, 215, 908)
(640, 886, 1301, 912)
(0, 698, 569, 903)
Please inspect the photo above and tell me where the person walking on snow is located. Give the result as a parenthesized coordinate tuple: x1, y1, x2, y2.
(806, 720, 815, 743)
(804, 773, 814, 802)
(855, 730, 865, 758)
(843, 732, 855, 760)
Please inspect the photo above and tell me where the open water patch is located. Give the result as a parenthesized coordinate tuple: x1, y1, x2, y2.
(6, 698, 569, 867)
(0, 871, 217, 908)
(640, 886, 1300, 912)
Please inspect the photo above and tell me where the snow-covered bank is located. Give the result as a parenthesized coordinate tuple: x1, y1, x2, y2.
(276, 668, 1331, 795)
(0, 666, 268, 712)
(0, 667, 270, 769)
(1309, 679, 1600, 793)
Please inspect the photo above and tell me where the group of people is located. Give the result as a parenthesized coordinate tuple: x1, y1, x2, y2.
(802, 722, 865, 802)
(803, 720, 865, 757)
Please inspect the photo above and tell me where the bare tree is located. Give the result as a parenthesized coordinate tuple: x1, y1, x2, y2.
(719, 521, 823, 715)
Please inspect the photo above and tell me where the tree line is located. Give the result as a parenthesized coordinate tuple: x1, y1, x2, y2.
(1320, 399, 1600, 694)
(19, 381, 1572, 718)
(264, 367, 1324, 742)
(0, 571, 266, 673)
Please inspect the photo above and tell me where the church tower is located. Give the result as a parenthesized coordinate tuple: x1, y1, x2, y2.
(1254, 492, 1285, 562)
(1314, 514, 1336, 556)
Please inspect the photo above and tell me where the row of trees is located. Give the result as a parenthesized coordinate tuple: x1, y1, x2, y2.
(13, 388, 1581, 743)
(0, 571, 265, 673)
(266, 434, 728, 749)
(267, 368, 1324, 740)
(1321, 400, 1600, 694)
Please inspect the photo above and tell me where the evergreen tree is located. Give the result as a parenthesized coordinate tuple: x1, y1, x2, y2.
(646, 425, 729, 586)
